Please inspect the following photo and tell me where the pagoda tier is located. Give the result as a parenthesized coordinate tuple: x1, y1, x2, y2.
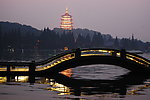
(60, 8, 73, 30)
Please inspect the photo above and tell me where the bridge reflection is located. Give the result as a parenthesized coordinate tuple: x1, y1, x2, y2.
(46, 72, 150, 96)
(1, 72, 150, 97)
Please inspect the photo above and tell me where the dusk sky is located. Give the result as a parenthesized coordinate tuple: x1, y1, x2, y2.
(0, 0, 150, 42)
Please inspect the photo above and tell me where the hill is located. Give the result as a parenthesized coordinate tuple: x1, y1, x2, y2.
(0, 21, 149, 52)
(0, 21, 41, 36)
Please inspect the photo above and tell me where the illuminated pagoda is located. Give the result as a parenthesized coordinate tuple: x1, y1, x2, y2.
(60, 8, 73, 30)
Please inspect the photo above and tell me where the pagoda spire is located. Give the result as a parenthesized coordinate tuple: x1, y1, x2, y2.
(65, 7, 69, 14)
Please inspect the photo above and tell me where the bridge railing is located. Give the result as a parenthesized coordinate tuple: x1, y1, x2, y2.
(10, 66, 29, 71)
(35, 53, 75, 71)
(0, 66, 7, 71)
(79, 48, 150, 67)
(0, 62, 31, 72)
(35, 48, 122, 71)
(0, 48, 150, 72)
(80, 49, 121, 57)
(126, 52, 150, 67)
(0, 51, 76, 72)
(0, 66, 29, 72)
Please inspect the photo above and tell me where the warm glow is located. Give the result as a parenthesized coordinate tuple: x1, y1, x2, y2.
(60, 69, 73, 77)
(0, 66, 7, 71)
(15, 76, 29, 82)
(45, 81, 71, 95)
(81, 49, 113, 56)
(11, 66, 29, 71)
(60, 8, 73, 30)
(126, 54, 150, 66)
(64, 47, 69, 51)
(36, 53, 75, 71)
(0, 77, 7, 83)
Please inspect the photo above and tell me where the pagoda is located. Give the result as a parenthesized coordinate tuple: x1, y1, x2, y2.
(60, 8, 73, 30)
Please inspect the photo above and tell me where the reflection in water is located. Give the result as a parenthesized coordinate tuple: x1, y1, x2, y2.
(14, 76, 28, 82)
(35, 78, 71, 95)
(71, 65, 129, 80)
(48, 72, 150, 97)
(60, 69, 73, 77)
(0, 77, 6, 83)
(1, 72, 150, 98)
(46, 82, 71, 95)
(1, 64, 150, 99)
(0, 76, 28, 83)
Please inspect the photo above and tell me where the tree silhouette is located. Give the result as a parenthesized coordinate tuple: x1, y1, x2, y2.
(113, 36, 119, 49)
(91, 32, 104, 48)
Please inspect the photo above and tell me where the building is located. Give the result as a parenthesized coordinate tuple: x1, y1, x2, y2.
(60, 8, 73, 30)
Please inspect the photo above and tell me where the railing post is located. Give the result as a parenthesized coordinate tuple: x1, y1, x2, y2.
(6, 65, 11, 82)
(75, 48, 81, 58)
(112, 51, 117, 57)
(29, 61, 35, 85)
(120, 49, 126, 59)
(7, 65, 10, 72)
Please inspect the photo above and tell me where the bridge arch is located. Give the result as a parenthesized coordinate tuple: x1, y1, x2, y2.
(35, 48, 150, 74)
(1, 48, 150, 76)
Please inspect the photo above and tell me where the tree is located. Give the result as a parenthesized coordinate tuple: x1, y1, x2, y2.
(75, 34, 86, 48)
(91, 32, 104, 48)
(84, 34, 91, 48)
(113, 36, 119, 49)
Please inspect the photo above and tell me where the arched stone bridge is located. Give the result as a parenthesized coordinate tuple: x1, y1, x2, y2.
(0, 48, 150, 76)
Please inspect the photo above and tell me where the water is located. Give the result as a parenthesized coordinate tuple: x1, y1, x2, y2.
(71, 64, 129, 80)
(0, 53, 150, 100)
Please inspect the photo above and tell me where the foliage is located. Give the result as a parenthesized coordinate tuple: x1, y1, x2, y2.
(0, 22, 150, 52)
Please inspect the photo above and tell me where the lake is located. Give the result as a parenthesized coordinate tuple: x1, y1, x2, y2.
(0, 52, 150, 100)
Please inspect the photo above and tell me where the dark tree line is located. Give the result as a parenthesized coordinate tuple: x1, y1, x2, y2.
(38, 28, 105, 50)
(0, 26, 150, 52)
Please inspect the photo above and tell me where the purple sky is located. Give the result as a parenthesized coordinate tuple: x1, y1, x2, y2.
(0, 0, 150, 42)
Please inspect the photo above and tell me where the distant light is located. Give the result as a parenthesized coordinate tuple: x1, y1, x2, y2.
(64, 47, 69, 51)
(60, 8, 73, 30)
